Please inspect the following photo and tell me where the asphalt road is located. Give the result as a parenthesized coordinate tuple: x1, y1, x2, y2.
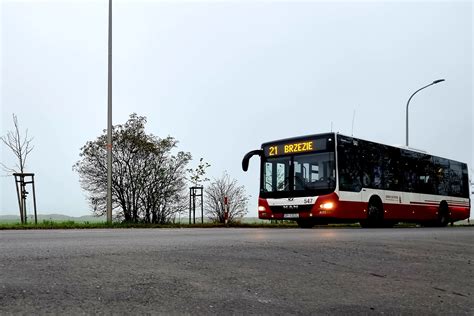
(0, 228, 472, 315)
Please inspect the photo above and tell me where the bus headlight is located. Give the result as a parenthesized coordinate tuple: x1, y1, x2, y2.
(258, 206, 266, 212)
(320, 202, 334, 210)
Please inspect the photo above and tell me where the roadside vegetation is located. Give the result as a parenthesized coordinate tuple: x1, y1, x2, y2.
(73, 113, 249, 224)
(0, 219, 301, 230)
(2, 220, 471, 230)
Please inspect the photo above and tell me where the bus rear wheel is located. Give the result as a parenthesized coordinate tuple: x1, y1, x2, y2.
(297, 219, 315, 229)
(436, 203, 450, 227)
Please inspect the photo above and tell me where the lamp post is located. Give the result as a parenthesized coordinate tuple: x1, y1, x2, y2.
(405, 79, 445, 147)
(106, 0, 113, 224)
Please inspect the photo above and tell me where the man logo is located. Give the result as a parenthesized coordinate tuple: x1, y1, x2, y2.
(288, 198, 294, 201)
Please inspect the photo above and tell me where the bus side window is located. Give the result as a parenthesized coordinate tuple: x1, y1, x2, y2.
(382, 147, 400, 191)
(337, 137, 362, 192)
(461, 164, 469, 197)
(417, 154, 434, 194)
(434, 157, 450, 196)
(401, 151, 420, 193)
(449, 161, 463, 197)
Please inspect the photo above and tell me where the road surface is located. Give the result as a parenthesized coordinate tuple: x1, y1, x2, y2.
(0, 228, 472, 314)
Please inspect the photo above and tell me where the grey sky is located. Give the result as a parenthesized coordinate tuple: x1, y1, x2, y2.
(1, 0, 473, 217)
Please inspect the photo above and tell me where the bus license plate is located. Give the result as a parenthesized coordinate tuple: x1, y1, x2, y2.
(284, 213, 299, 219)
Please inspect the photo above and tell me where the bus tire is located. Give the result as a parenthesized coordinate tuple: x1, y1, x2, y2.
(437, 202, 450, 227)
(297, 219, 315, 229)
(360, 197, 384, 228)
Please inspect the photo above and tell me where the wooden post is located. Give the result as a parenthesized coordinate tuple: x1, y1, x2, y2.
(13, 173, 37, 225)
(32, 175, 38, 224)
(200, 186, 204, 224)
(21, 175, 27, 224)
(14, 176, 23, 224)
(192, 189, 196, 224)
(189, 187, 192, 225)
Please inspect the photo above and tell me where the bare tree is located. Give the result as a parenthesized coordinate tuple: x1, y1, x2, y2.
(1, 114, 36, 224)
(205, 172, 249, 223)
(1, 114, 34, 173)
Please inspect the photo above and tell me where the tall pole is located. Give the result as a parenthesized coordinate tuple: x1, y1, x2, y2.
(106, 0, 113, 224)
(405, 79, 445, 147)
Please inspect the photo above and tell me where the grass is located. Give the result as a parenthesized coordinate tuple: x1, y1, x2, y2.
(0, 220, 471, 230)
(0, 219, 300, 230)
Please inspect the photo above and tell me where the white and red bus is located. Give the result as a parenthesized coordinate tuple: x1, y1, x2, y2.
(242, 133, 470, 228)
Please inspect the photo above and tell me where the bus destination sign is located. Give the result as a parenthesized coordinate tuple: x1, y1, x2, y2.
(265, 140, 315, 157)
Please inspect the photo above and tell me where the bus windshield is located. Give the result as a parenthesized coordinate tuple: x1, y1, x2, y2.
(262, 152, 336, 198)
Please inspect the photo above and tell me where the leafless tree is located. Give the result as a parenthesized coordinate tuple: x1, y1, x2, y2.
(205, 172, 249, 223)
(1, 114, 34, 173)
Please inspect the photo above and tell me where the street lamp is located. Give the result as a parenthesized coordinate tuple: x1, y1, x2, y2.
(405, 79, 445, 147)
(106, 0, 113, 224)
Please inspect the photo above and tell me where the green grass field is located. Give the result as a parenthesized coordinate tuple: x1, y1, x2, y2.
(0, 215, 471, 230)
(0, 219, 303, 230)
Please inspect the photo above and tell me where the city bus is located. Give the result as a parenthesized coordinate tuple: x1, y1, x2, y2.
(242, 133, 470, 228)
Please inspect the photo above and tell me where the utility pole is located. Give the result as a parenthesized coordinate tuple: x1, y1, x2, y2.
(106, 0, 113, 224)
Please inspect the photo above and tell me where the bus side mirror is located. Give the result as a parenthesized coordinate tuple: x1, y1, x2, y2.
(242, 150, 263, 172)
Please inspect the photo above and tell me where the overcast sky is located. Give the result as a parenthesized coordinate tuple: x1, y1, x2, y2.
(1, 0, 472, 218)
